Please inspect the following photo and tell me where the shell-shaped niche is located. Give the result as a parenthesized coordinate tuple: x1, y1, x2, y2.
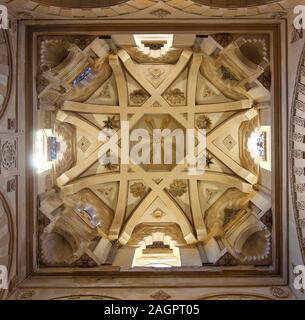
(241, 229, 271, 262)
(40, 40, 72, 69)
(239, 39, 268, 66)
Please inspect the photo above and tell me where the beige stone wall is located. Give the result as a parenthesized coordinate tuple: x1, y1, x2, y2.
(0, 17, 20, 300)
(8, 284, 294, 300)
(288, 10, 305, 300)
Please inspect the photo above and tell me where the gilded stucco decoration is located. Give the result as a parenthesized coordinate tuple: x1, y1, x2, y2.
(36, 33, 273, 270)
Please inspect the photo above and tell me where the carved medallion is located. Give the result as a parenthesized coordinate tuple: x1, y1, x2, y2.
(169, 180, 187, 197)
(223, 134, 237, 151)
(164, 88, 185, 105)
(150, 9, 171, 19)
(151, 210, 166, 219)
(1, 140, 17, 170)
(130, 182, 147, 198)
(77, 136, 91, 153)
(149, 67, 164, 80)
(270, 287, 289, 299)
(150, 290, 171, 300)
(99, 83, 111, 98)
(130, 89, 149, 105)
(196, 115, 212, 130)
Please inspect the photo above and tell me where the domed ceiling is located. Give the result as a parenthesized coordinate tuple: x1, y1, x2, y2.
(35, 0, 128, 8)
(192, 0, 279, 7)
(35, 33, 274, 271)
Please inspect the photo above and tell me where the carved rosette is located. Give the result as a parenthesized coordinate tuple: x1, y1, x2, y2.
(130, 182, 147, 198)
(150, 290, 171, 300)
(169, 180, 187, 197)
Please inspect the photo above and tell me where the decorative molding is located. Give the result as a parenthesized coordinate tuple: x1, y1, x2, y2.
(270, 287, 289, 299)
(45, 174, 53, 191)
(7, 119, 16, 131)
(205, 154, 214, 169)
(103, 116, 120, 130)
(16, 11, 34, 19)
(151, 209, 166, 219)
(271, 11, 287, 19)
(150, 9, 171, 19)
(99, 83, 111, 99)
(128, 223, 186, 247)
(1, 140, 17, 170)
(239, 115, 260, 176)
(52, 294, 120, 300)
(129, 89, 149, 105)
(223, 134, 237, 151)
(125, 48, 182, 65)
(130, 182, 147, 198)
(4, 0, 297, 20)
(150, 290, 171, 300)
(205, 188, 251, 231)
(202, 85, 219, 99)
(196, 115, 212, 130)
(258, 67, 272, 90)
(206, 188, 219, 204)
(169, 180, 187, 197)
(7, 178, 16, 192)
(16, 291, 36, 300)
(164, 88, 185, 105)
(221, 66, 238, 82)
(67, 189, 114, 234)
(212, 33, 234, 48)
(77, 136, 91, 153)
(290, 42, 305, 265)
(104, 162, 119, 171)
(200, 293, 270, 300)
(291, 25, 303, 44)
(97, 186, 114, 200)
(148, 67, 164, 80)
